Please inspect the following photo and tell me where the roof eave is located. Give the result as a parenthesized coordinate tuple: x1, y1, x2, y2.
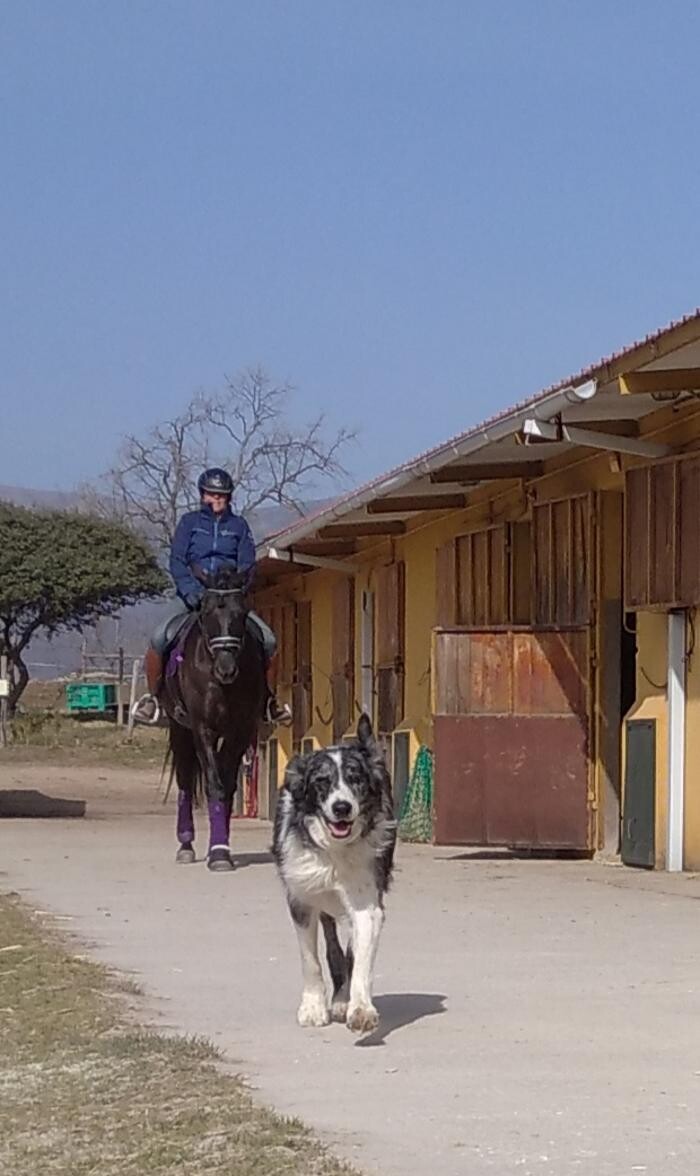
(257, 378, 598, 558)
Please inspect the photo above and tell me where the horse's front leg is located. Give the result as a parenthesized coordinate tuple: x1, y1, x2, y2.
(169, 722, 198, 865)
(195, 730, 235, 872)
(221, 741, 246, 825)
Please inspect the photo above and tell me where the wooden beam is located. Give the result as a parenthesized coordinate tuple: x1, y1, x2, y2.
(291, 539, 357, 557)
(367, 493, 466, 514)
(430, 461, 544, 483)
(568, 419, 640, 437)
(317, 520, 406, 539)
(619, 368, 700, 395)
(255, 559, 300, 578)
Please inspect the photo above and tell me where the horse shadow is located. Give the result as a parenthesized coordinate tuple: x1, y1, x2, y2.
(354, 991, 447, 1047)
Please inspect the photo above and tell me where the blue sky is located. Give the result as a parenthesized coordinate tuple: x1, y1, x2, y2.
(3, 1, 699, 493)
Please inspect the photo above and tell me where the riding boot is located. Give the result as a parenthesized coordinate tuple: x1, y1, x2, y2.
(131, 647, 163, 725)
(144, 646, 163, 696)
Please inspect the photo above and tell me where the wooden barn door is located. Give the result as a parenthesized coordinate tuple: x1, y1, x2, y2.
(331, 578, 355, 742)
(292, 601, 313, 750)
(433, 495, 596, 850)
(375, 562, 405, 737)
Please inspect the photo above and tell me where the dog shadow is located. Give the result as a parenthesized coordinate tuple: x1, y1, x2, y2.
(0, 790, 86, 819)
(438, 849, 588, 862)
(232, 850, 274, 869)
(355, 991, 447, 1047)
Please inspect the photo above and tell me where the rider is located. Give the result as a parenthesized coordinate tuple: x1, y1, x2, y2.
(132, 467, 292, 726)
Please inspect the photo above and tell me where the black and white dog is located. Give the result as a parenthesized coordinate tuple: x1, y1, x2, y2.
(272, 714, 396, 1033)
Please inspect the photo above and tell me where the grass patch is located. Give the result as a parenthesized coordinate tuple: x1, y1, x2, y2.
(0, 713, 166, 767)
(0, 895, 358, 1175)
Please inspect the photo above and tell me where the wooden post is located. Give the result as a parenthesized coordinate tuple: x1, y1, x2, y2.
(116, 646, 125, 726)
(126, 657, 141, 741)
(0, 654, 8, 749)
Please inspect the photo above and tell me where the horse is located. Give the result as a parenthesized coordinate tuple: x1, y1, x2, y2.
(161, 565, 267, 871)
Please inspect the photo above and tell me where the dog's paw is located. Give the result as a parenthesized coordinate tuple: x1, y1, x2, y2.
(297, 991, 330, 1028)
(331, 999, 349, 1023)
(346, 1003, 379, 1034)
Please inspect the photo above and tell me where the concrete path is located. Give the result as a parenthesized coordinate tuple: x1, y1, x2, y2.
(2, 761, 700, 1175)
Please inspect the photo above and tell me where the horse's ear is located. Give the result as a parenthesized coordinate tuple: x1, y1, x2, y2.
(222, 568, 247, 592)
(284, 753, 309, 802)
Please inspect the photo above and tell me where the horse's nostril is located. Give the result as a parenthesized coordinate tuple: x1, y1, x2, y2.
(331, 800, 352, 820)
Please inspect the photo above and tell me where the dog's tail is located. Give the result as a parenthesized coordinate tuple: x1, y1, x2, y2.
(320, 913, 353, 1000)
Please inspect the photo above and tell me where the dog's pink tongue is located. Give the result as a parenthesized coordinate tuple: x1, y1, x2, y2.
(330, 821, 352, 839)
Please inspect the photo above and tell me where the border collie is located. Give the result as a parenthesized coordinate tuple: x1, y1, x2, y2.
(272, 714, 396, 1033)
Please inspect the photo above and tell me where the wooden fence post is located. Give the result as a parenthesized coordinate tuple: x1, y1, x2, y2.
(116, 646, 125, 727)
(126, 657, 141, 741)
(0, 654, 8, 748)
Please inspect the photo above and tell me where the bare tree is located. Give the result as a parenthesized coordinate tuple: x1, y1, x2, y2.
(84, 367, 355, 550)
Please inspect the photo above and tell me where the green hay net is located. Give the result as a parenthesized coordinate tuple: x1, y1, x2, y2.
(398, 744, 434, 843)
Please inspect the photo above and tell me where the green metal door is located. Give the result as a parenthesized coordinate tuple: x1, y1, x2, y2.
(622, 719, 656, 868)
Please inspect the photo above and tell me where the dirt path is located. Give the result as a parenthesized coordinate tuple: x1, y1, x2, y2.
(2, 760, 700, 1175)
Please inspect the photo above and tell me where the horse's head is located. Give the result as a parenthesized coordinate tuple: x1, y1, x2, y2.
(195, 566, 249, 685)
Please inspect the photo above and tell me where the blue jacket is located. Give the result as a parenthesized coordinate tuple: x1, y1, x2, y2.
(169, 505, 256, 605)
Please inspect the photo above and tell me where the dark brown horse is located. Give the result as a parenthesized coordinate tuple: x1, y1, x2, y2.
(162, 566, 266, 871)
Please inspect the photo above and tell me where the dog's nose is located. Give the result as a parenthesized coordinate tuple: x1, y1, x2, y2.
(331, 799, 352, 820)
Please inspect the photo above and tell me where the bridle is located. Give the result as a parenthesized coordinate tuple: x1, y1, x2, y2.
(198, 586, 246, 659)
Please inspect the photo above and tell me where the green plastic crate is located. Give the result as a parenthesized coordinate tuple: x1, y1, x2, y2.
(65, 682, 117, 712)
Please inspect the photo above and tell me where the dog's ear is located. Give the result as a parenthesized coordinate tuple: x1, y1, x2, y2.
(283, 753, 309, 803)
(356, 712, 389, 786)
(356, 712, 375, 748)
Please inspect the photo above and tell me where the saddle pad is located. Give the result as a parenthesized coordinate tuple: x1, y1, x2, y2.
(165, 614, 196, 679)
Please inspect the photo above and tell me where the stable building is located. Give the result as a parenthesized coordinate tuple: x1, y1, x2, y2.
(252, 310, 700, 871)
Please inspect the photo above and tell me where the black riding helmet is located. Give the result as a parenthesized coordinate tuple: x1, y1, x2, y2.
(198, 467, 234, 496)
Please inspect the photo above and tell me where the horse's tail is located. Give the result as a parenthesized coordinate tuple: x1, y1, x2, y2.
(160, 743, 172, 806)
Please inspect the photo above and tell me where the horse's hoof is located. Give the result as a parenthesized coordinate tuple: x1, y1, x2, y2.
(207, 847, 234, 872)
(175, 844, 196, 864)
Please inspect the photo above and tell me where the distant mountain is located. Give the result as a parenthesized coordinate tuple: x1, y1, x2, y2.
(0, 484, 336, 543)
(0, 484, 79, 509)
(1, 485, 339, 681)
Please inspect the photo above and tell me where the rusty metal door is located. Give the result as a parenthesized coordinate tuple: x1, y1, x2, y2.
(433, 627, 593, 848)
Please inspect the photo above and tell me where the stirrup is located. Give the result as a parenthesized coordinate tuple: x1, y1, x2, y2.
(131, 693, 161, 726)
(265, 698, 292, 726)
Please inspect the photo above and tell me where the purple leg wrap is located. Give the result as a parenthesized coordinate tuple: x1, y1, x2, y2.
(177, 790, 194, 845)
(208, 799, 230, 849)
